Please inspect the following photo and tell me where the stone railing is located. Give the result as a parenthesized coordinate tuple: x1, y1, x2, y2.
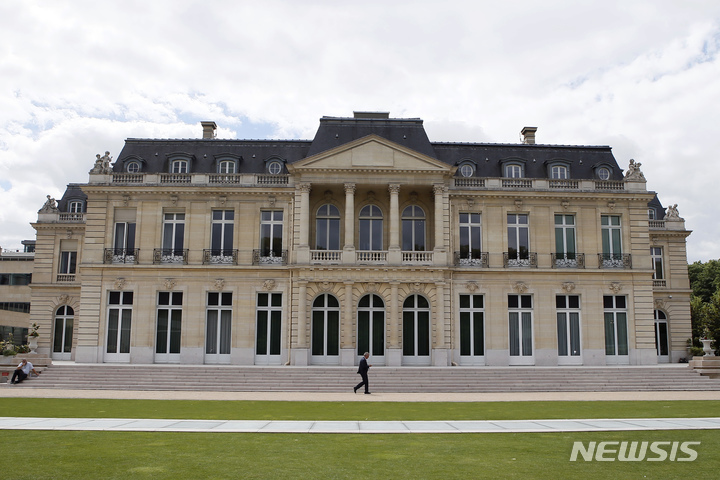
(401, 251, 433, 265)
(356, 250, 388, 264)
(310, 250, 342, 263)
(451, 178, 632, 192)
(98, 172, 293, 187)
(56, 274, 76, 282)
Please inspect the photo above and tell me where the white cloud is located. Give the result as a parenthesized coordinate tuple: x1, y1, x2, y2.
(1, 0, 719, 261)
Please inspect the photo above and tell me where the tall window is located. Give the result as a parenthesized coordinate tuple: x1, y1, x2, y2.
(172, 160, 188, 173)
(162, 213, 185, 254)
(655, 310, 669, 359)
(114, 222, 136, 255)
(402, 205, 426, 251)
(156, 292, 183, 357)
(651, 247, 664, 280)
(357, 294, 385, 357)
(459, 294, 484, 358)
(554, 214, 576, 262)
(508, 294, 533, 359)
(402, 295, 430, 361)
(218, 161, 235, 174)
(507, 214, 529, 263)
(211, 210, 234, 255)
(256, 293, 282, 358)
(604, 295, 628, 359)
(59, 251, 77, 275)
(359, 205, 383, 251)
(315, 204, 340, 251)
(556, 295, 581, 358)
(459, 213, 482, 261)
(53, 305, 74, 357)
(260, 210, 283, 257)
(206, 292, 232, 357)
(601, 215, 622, 258)
(107, 291, 133, 356)
(311, 294, 340, 361)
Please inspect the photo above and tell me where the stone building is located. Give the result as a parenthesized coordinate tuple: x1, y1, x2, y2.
(0, 241, 34, 343)
(29, 112, 692, 366)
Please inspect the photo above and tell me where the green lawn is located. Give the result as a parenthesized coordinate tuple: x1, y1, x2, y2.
(2, 399, 718, 479)
(2, 398, 720, 420)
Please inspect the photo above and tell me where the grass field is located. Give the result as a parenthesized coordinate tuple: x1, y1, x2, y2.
(1, 399, 718, 479)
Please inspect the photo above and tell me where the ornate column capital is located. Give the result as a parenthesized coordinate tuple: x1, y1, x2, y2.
(344, 183, 356, 194)
(388, 184, 401, 195)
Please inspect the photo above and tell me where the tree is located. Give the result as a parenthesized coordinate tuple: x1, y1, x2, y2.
(689, 260, 720, 354)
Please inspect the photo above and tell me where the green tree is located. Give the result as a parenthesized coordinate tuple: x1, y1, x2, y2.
(689, 260, 720, 354)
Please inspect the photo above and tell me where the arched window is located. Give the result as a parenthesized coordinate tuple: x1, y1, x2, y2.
(315, 204, 340, 250)
(654, 310, 669, 359)
(402, 294, 430, 363)
(311, 294, 340, 362)
(267, 160, 283, 175)
(596, 166, 611, 180)
(359, 205, 383, 251)
(459, 163, 475, 177)
(357, 294, 385, 357)
(53, 305, 74, 358)
(126, 161, 140, 173)
(218, 160, 235, 174)
(402, 205, 426, 251)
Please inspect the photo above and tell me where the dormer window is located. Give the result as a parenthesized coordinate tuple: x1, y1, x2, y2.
(267, 160, 283, 175)
(596, 166, 611, 180)
(648, 208, 656, 220)
(551, 165, 568, 179)
(126, 161, 140, 173)
(458, 162, 475, 178)
(505, 164, 523, 178)
(68, 201, 83, 213)
(218, 160, 236, 174)
(172, 160, 188, 174)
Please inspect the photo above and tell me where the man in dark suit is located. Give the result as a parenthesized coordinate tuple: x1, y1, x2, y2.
(354, 352, 372, 394)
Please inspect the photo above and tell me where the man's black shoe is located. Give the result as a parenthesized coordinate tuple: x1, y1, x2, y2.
(353, 386, 357, 394)
(364, 392, 371, 394)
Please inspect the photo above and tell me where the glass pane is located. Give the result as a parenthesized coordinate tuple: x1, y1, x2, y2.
(107, 310, 119, 353)
(403, 312, 414, 356)
(372, 312, 384, 356)
(120, 310, 131, 354)
(415, 221, 425, 250)
(557, 313, 568, 356)
(521, 312, 532, 356)
(358, 312, 369, 355)
(271, 293, 282, 307)
(417, 313, 430, 356)
(114, 223, 126, 250)
(156, 310, 168, 354)
(63, 319, 73, 352)
(460, 312, 470, 356)
(617, 313, 628, 355)
(569, 313, 581, 356)
(327, 313, 339, 356)
(311, 312, 324, 356)
(219, 311, 232, 355)
(473, 313, 484, 356)
(657, 322, 669, 356)
(269, 311, 281, 355)
(316, 219, 328, 250)
(509, 313, 519, 356)
(604, 313, 616, 355)
(329, 218, 340, 250)
(256, 311, 268, 355)
(206, 310, 218, 354)
(460, 294, 470, 309)
(53, 318, 64, 353)
(417, 296, 429, 309)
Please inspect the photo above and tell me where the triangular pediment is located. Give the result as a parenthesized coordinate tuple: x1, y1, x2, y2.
(290, 134, 451, 174)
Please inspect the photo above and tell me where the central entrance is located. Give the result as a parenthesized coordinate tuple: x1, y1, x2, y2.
(357, 294, 385, 365)
(402, 294, 431, 365)
(311, 293, 340, 365)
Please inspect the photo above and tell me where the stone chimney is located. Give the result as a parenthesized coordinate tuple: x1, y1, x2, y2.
(521, 126, 537, 145)
(201, 121, 217, 139)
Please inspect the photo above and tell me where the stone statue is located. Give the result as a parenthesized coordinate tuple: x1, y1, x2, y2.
(625, 158, 646, 181)
(665, 204, 683, 221)
(38, 195, 58, 213)
(89, 151, 113, 174)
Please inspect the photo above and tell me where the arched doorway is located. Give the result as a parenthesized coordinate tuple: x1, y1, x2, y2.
(654, 310, 670, 363)
(52, 305, 74, 361)
(311, 293, 340, 365)
(402, 294, 431, 365)
(357, 294, 385, 365)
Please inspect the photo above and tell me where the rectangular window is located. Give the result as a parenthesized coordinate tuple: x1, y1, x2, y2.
(211, 210, 234, 255)
(459, 213, 482, 261)
(256, 293, 282, 356)
(554, 214, 576, 260)
(459, 294, 484, 357)
(651, 247, 664, 280)
(260, 210, 283, 257)
(156, 292, 183, 355)
(507, 214, 529, 263)
(107, 291, 133, 354)
(114, 222, 136, 253)
(556, 295, 581, 357)
(603, 295, 628, 357)
(206, 292, 232, 355)
(162, 213, 185, 253)
(59, 251, 77, 274)
(508, 294, 533, 357)
(601, 215, 622, 256)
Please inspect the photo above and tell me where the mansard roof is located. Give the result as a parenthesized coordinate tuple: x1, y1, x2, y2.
(112, 114, 623, 180)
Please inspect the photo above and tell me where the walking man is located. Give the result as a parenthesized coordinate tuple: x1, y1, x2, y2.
(354, 352, 372, 394)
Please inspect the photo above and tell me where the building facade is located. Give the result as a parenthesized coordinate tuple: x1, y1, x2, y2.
(29, 113, 692, 366)
(0, 241, 34, 344)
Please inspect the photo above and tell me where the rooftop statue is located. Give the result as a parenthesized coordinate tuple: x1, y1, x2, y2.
(89, 151, 113, 174)
(624, 159, 646, 181)
(665, 204, 684, 221)
(38, 195, 58, 213)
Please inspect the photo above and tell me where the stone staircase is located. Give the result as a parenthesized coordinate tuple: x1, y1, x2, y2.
(8, 364, 720, 392)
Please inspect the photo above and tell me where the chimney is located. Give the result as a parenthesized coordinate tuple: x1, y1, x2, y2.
(201, 121, 217, 139)
(521, 126, 537, 145)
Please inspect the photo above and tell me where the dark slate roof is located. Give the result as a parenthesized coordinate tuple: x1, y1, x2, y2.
(111, 114, 623, 180)
(57, 184, 87, 212)
(648, 194, 666, 220)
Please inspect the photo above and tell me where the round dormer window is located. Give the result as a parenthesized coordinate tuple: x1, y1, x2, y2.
(459, 164, 474, 177)
(268, 160, 283, 175)
(597, 167, 610, 180)
(126, 161, 140, 173)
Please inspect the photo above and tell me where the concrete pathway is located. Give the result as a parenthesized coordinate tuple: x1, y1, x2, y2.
(1, 416, 719, 433)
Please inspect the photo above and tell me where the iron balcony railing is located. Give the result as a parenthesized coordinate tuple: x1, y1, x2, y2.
(252, 249, 288, 266)
(454, 251, 489, 268)
(203, 249, 239, 265)
(598, 253, 632, 269)
(503, 252, 538, 268)
(104, 248, 140, 264)
(551, 253, 585, 269)
(153, 248, 189, 265)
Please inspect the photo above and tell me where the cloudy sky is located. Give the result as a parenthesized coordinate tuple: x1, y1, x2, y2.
(1, 0, 719, 262)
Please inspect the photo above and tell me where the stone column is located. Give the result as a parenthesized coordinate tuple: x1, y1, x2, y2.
(389, 184, 400, 249)
(293, 280, 309, 365)
(299, 183, 312, 247)
(433, 280, 449, 366)
(433, 184, 448, 265)
(342, 281, 355, 365)
(343, 183, 356, 264)
(386, 281, 402, 366)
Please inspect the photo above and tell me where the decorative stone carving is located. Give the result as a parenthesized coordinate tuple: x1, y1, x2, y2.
(344, 183, 356, 195)
(561, 200, 570, 211)
(122, 195, 130, 207)
(268, 195, 276, 207)
(466, 281, 479, 292)
(512, 281, 528, 293)
(625, 159, 646, 181)
(170, 195, 178, 206)
(324, 190, 333, 201)
(66, 229, 73, 239)
(262, 279, 276, 291)
(609, 282, 623, 293)
(89, 151, 113, 174)
(607, 201, 616, 211)
(164, 278, 176, 290)
(561, 282, 575, 293)
(365, 282, 378, 293)
(58, 294, 71, 305)
(114, 278, 126, 290)
(409, 282, 423, 293)
(514, 199, 523, 211)
(214, 278, 225, 291)
(665, 204, 684, 221)
(218, 195, 227, 206)
(38, 195, 58, 213)
(654, 298, 666, 310)
(318, 281, 334, 292)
